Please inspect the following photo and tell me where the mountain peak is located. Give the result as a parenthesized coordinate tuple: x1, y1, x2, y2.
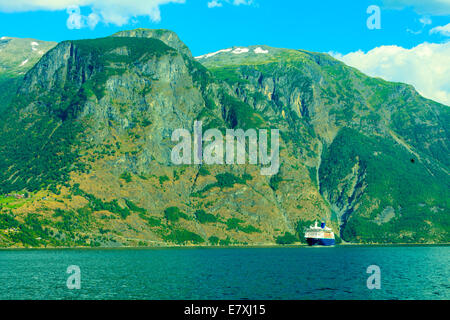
(111, 28, 192, 57)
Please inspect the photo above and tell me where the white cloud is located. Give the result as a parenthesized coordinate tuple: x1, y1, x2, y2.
(232, 0, 253, 4)
(382, 0, 450, 16)
(87, 12, 100, 29)
(330, 41, 450, 106)
(0, 0, 186, 28)
(406, 16, 433, 34)
(430, 23, 450, 36)
(66, 7, 99, 30)
(419, 16, 432, 26)
(207, 0, 222, 8)
(207, 0, 253, 8)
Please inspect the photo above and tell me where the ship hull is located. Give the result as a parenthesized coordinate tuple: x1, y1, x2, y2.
(306, 238, 335, 246)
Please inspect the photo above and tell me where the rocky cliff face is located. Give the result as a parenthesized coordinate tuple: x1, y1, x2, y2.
(0, 31, 447, 248)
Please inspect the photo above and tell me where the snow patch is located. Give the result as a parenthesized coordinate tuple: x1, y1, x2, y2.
(19, 59, 29, 67)
(195, 46, 269, 59)
(232, 48, 249, 54)
(196, 48, 232, 59)
(254, 47, 269, 54)
(31, 41, 39, 51)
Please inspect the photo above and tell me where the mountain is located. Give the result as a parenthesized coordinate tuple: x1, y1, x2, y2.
(0, 37, 56, 110)
(197, 45, 450, 242)
(197, 45, 449, 241)
(0, 30, 448, 248)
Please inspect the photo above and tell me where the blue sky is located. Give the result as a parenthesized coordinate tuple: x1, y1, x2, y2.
(0, 0, 449, 105)
(0, 0, 448, 56)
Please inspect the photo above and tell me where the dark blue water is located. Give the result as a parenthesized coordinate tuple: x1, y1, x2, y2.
(0, 246, 448, 300)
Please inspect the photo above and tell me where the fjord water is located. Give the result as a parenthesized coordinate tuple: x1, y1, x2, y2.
(0, 246, 448, 300)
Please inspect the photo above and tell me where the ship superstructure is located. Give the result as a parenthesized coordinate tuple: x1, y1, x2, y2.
(304, 221, 335, 246)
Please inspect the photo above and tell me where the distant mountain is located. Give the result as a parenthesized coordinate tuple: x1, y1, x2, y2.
(0, 30, 447, 248)
(0, 36, 56, 110)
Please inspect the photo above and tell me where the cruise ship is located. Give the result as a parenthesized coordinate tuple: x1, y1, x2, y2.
(304, 221, 335, 246)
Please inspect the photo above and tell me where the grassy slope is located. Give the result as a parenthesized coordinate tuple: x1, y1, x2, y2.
(0, 38, 56, 111)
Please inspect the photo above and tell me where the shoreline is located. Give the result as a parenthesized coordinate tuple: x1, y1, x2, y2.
(1, 242, 449, 251)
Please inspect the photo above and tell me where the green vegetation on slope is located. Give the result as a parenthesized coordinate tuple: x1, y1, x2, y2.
(320, 128, 449, 243)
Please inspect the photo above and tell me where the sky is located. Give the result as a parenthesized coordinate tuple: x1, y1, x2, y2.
(0, 0, 449, 105)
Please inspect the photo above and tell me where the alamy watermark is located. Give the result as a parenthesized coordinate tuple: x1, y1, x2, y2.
(66, 265, 81, 290)
(366, 265, 381, 290)
(171, 121, 280, 176)
(367, 5, 381, 30)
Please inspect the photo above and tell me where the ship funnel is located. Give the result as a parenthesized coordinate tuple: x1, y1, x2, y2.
(321, 222, 325, 229)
